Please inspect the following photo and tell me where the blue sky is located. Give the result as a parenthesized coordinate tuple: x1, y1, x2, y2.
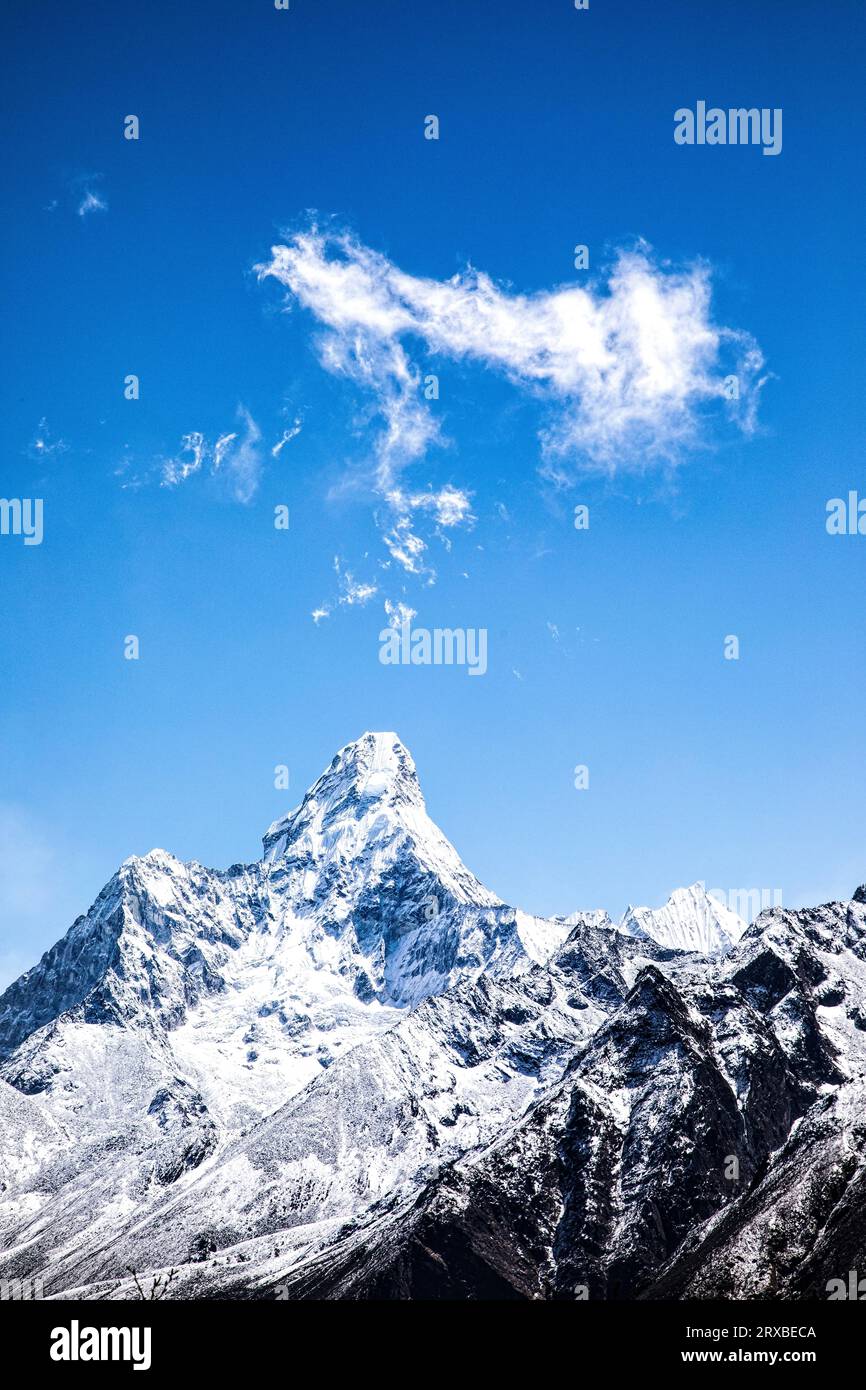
(1, 0, 865, 987)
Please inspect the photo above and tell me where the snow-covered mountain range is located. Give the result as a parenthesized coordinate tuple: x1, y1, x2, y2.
(0, 732, 864, 1301)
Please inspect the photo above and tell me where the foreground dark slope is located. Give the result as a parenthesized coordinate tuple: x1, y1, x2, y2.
(1, 732, 864, 1301)
(265, 898, 866, 1301)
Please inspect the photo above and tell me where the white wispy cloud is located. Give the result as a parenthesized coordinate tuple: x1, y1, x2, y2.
(341, 577, 378, 605)
(257, 227, 765, 482)
(311, 558, 379, 623)
(162, 431, 207, 486)
(333, 556, 378, 606)
(271, 418, 302, 458)
(386, 482, 474, 529)
(381, 517, 429, 577)
(160, 406, 264, 503)
(78, 189, 107, 218)
(219, 407, 263, 503)
(213, 430, 237, 470)
(27, 417, 68, 460)
(258, 231, 485, 595)
(384, 599, 417, 629)
(362, 483, 474, 581)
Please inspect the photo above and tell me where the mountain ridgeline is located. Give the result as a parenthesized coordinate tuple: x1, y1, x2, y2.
(0, 733, 864, 1302)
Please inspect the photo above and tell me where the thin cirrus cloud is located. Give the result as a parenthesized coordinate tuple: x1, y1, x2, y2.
(377, 481, 475, 578)
(48, 173, 107, 219)
(77, 188, 107, 218)
(258, 226, 766, 483)
(27, 417, 68, 460)
(257, 225, 766, 619)
(311, 556, 379, 623)
(384, 599, 417, 629)
(271, 419, 302, 458)
(160, 405, 295, 503)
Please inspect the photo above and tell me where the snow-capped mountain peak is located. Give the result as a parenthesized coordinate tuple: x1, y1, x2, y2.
(0, 733, 560, 1125)
(2, 736, 866, 1305)
(262, 731, 426, 861)
(259, 732, 505, 933)
(619, 882, 747, 954)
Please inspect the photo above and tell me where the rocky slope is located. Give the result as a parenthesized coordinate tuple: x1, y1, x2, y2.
(0, 732, 862, 1302)
(620, 882, 747, 954)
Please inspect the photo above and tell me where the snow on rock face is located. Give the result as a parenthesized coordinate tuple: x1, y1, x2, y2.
(3, 732, 862, 1302)
(560, 909, 614, 930)
(67, 966, 604, 1292)
(0, 733, 563, 1063)
(255, 732, 565, 1009)
(260, 732, 500, 921)
(0, 733, 570, 1170)
(266, 899, 866, 1304)
(619, 883, 747, 955)
(0, 1077, 66, 1208)
(262, 733, 426, 861)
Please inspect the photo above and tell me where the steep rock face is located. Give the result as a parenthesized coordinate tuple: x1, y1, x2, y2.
(0, 1078, 66, 1207)
(43, 966, 604, 1295)
(643, 1086, 866, 1300)
(1, 736, 863, 1303)
(0, 733, 577, 1292)
(551, 916, 679, 1007)
(0, 735, 569, 1132)
(260, 732, 566, 1005)
(620, 883, 747, 955)
(0, 850, 255, 1070)
(259, 897, 866, 1303)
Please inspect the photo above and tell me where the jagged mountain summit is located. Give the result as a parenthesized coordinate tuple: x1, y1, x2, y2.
(562, 885, 748, 955)
(620, 883, 747, 954)
(0, 734, 562, 1121)
(0, 731, 864, 1302)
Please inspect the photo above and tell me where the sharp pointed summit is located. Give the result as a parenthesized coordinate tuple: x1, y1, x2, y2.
(619, 882, 747, 954)
(3, 733, 858, 1304)
(261, 732, 424, 861)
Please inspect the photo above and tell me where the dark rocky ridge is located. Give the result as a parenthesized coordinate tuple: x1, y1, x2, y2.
(0, 734, 863, 1301)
